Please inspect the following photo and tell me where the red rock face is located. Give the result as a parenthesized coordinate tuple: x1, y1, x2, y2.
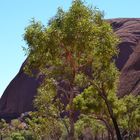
(0, 62, 41, 120)
(1, 18, 140, 120)
(109, 18, 140, 97)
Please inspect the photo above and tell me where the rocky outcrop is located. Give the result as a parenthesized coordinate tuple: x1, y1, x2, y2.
(109, 18, 140, 97)
(1, 18, 140, 119)
(0, 62, 40, 120)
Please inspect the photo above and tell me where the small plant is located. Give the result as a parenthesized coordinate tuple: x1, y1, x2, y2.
(11, 132, 25, 140)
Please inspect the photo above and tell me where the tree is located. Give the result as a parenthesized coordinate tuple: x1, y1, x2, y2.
(0, 118, 34, 140)
(75, 114, 105, 139)
(119, 95, 140, 139)
(74, 86, 126, 140)
(26, 112, 62, 140)
(11, 132, 25, 140)
(0, 119, 10, 139)
(24, 0, 120, 139)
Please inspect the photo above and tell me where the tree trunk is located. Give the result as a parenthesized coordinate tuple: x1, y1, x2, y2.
(101, 131, 104, 140)
(68, 117, 75, 140)
(111, 116, 122, 140)
(110, 129, 115, 140)
(68, 87, 75, 140)
(94, 133, 98, 140)
(108, 130, 111, 140)
(102, 93, 122, 140)
(99, 117, 114, 140)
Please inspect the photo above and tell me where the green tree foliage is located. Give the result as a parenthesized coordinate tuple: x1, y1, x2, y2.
(26, 112, 62, 140)
(0, 118, 35, 140)
(74, 86, 126, 139)
(119, 95, 140, 139)
(0, 119, 10, 138)
(23, 0, 120, 139)
(75, 114, 105, 139)
(11, 132, 25, 140)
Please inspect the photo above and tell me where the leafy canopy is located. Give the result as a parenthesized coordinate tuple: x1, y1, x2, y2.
(24, 0, 119, 139)
(24, 0, 119, 83)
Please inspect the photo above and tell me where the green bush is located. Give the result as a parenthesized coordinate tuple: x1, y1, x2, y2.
(11, 132, 25, 140)
(22, 130, 35, 140)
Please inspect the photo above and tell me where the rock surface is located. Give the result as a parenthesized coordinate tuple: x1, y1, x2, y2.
(109, 18, 140, 97)
(0, 62, 40, 120)
(1, 18, 140, 119)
